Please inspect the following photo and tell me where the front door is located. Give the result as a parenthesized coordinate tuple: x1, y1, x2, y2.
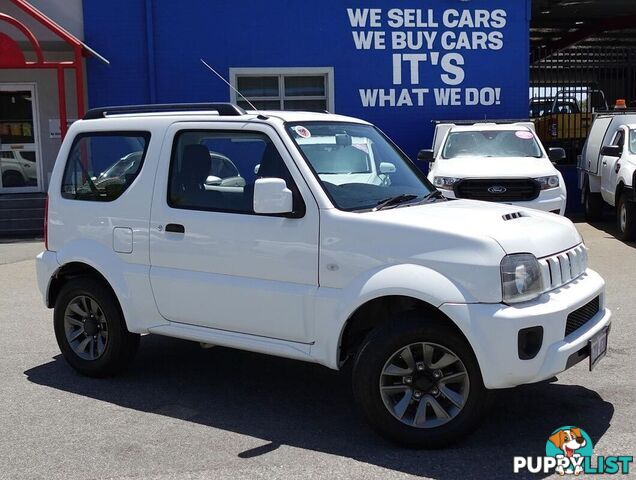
(0, 85, 41, 193)
(149, 122, 319, 343)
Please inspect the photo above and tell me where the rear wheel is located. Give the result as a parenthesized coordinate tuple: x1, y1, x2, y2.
(616, 194, 636, 241)
(54, 277, 139, 377)
(352, 316, 489, 448)
(583, 184, 603, 221)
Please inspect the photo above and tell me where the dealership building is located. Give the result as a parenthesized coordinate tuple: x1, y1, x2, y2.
(0, 0, 634, 235)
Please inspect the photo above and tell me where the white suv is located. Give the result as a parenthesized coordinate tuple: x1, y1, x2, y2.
(421, 122, 567, 215)
(36, 103, 611, 448)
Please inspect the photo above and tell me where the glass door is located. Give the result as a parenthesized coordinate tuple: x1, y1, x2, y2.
(0, 85, 41, 192)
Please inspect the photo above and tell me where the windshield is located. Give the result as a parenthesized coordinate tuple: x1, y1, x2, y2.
(441, 130, 543, 159)
(286, 122, 435, 211)
(530, 101, 552, 117)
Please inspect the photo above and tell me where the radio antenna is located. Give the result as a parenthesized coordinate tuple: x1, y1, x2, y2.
(200, 59, 268, 119)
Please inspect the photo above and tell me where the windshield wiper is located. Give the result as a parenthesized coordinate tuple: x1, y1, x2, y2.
(372, 194, 419, 211)
(421, 190, 445, 202)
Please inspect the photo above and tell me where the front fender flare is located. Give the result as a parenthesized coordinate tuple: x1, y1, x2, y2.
(311, 263, 476, 369)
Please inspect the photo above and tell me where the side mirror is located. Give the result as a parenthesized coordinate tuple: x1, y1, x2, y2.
(221, 176, 246, 187)
(417, 149, 435, 163)
(205, 175, 222, 186)
(253, 178, 293, 215)
(601, 145, 622, 157)
(548, 147, 566, 163)
(379, 162, 396, 174)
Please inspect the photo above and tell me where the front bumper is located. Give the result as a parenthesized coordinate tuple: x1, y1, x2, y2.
(442, 187, 566, 215)
(440, 268, 611, 389)
(35, 250, 59, 307)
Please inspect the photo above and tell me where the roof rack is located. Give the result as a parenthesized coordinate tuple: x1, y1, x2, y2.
(432, 119, 531, 125)
(83, 103, 247, 120)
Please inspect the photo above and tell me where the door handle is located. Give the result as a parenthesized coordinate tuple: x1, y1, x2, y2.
(602, 161, 607, 166)
(165, 223, 185, 233)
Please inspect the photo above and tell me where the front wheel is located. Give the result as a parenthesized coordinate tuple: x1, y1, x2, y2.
(352, 317, 490, 448)
(616, 194, 636, 241)
(54, 277, 140, 377)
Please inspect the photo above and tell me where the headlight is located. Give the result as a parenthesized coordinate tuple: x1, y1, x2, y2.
(535, 175, 560, 190)
(500, 254, 543, 304)
(433, 176, 460, 190)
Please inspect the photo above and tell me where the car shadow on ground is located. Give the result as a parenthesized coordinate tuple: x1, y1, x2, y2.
(25, 335, 614, 480)
(576, 213, 636, 249)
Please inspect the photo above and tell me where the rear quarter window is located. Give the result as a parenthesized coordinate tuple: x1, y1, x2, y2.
(61, 131, 150, 201)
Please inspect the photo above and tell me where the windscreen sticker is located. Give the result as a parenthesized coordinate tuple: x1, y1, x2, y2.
(294, 126, 311, 138)
(515, 130, 535, 140)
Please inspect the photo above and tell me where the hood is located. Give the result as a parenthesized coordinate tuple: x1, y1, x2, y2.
(432, 156, 557, 179)
(373, 199, 581, 258)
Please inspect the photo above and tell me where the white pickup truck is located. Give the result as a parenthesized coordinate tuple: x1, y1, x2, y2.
(579, 111, 636, 240)
(420, 122, 567, 215)
(36, 104, 610, 448)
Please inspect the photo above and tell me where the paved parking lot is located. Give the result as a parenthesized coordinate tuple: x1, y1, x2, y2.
(0, 219, 634, 480)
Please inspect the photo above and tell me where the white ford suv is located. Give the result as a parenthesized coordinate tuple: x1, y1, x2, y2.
(421, 122, 567, 215)
(36, 104, 611, 448)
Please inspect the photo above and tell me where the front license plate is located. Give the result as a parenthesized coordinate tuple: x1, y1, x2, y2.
(589, 327, 609, 371)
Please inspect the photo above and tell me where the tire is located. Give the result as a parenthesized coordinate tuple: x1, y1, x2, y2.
(54, 277, 140, 377)
(352, 316, 490, 448)
(616, 194, 636, 241)
(583, 185, 603, 222)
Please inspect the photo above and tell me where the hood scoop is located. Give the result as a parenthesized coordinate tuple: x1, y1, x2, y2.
(502, 211, 527, 221)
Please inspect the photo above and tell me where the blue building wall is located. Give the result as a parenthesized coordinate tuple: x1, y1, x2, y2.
(83, 0, 531, 162)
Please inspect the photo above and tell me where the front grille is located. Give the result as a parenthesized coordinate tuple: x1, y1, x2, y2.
(453, 179, 540, 202)
(565, 296, 600, 337)
(538, 244, 588, 291)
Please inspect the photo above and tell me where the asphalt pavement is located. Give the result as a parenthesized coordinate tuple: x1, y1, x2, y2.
(0, 219, 634, 479)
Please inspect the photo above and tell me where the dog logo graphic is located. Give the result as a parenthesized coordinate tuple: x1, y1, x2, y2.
(546, 426, 593, 475)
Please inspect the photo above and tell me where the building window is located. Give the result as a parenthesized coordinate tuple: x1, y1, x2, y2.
(230, 67, 334, 112)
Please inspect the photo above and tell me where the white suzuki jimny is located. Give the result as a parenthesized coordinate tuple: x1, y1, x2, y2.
(37, 103, 611, 448)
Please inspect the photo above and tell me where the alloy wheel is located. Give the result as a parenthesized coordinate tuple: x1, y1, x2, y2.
(379, 342, 470, 428)
(63, 295, 109, 360)
(620, 202, 627, 232)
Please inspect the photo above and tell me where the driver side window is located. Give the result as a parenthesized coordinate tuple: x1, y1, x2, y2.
(612, 130, 625, 149)
(167, 130, 304, 215)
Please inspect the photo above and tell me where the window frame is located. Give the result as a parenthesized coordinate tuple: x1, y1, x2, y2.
(60, 130, 151, 202)
(229, 67, 334, 112)
(167, 128, 306, 218)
